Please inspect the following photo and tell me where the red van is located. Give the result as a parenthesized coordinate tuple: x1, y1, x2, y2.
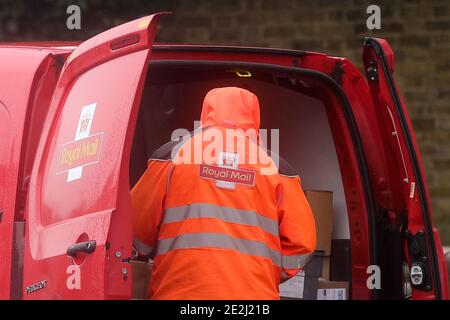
(0, 13, 448, 300)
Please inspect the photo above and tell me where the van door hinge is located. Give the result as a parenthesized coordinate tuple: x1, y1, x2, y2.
(367, 61, 379, 82)
(406, 231, 432, 291)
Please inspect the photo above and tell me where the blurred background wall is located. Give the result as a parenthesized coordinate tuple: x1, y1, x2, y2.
(1, 0, 449, 243)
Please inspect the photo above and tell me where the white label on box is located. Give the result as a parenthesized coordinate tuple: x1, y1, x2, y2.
(279, 271, 305, 298)
(317, 288, 346, 300)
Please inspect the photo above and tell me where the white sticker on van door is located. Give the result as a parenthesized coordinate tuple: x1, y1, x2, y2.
(67, 103, 96, 182)
(56, 103, 104, 182)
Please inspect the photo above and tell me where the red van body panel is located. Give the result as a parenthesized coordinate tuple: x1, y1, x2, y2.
(0, 49, 66, 299)
(21, 14, 164, 300)
(0, 15, 447, 300)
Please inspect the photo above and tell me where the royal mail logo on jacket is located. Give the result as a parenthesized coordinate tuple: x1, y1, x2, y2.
(199, 152, 256, 189)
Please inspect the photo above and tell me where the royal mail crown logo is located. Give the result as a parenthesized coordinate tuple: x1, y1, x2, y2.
(199, 152, 256, 189)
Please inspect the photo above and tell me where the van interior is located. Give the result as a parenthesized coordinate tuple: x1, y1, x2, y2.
(129, 61, 355, 299)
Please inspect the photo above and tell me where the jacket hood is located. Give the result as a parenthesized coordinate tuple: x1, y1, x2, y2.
(200, 87, 260, 132)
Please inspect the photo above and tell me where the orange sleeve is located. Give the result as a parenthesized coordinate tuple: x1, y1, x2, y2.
(131, 160, 174, 258)
(277, 175, 316, 282)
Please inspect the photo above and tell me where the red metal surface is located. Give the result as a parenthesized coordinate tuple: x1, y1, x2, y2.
(363, 38, 447, 299)
(22, 14, 164, 299)
(0, 41, 80, 48)
(0, 49, 62, 299)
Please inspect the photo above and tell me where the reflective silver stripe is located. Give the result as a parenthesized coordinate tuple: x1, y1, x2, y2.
(133, 238, 154, 256)
(162, 203, 279, 236)
(156, 232, 283, 267)
(282, 253, 312, 270)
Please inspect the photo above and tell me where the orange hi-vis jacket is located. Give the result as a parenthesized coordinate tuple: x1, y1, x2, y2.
(131, 87, 316, 300)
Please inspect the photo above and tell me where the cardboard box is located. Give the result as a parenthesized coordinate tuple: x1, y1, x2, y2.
(131, 260, 153, 299)
(317, 278, 349, 300)
(305, 190, 333, 256)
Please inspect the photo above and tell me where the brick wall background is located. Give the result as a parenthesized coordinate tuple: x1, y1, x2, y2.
(1, 0, 449, 243)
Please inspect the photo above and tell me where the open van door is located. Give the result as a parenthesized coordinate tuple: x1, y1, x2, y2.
(23, 14, 165, 299)
(363, 38, 448, 299)
(0, 49, 61, 299)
